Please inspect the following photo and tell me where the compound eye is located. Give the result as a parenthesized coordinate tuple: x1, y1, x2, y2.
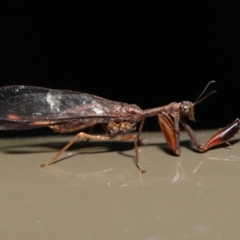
(181, 105, 190, 114)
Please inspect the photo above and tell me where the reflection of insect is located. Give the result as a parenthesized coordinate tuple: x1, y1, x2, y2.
(0, 81, 239, 173)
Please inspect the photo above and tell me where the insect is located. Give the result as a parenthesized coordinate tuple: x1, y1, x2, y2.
(0, 81, 239, 173)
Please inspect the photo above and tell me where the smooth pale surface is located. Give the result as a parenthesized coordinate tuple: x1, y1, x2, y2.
(0, 131, 240, 240)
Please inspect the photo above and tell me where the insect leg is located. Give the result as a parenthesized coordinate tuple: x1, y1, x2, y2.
(84, 126, 94, 143)
(118, 134, 146, 174)
(84, 124, 108, 143)
(158, 112, 180, 155)
(40, 132, 114, 167)
(137, 119, 148, 145)
(181, 118, 240, 152)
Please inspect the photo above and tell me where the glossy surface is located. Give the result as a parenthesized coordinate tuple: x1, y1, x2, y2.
(0, 131, 240, 239)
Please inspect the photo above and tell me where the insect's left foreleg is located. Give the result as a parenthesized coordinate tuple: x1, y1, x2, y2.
(181, 118, 240, 152)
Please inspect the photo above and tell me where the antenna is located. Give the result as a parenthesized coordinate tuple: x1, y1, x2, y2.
(194, 80, 217, 106)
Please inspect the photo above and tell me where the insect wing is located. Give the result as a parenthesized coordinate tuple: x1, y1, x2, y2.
(0, 86, 130, 130)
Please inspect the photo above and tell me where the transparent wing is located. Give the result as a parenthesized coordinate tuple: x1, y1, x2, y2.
(0, 86, 139, 130)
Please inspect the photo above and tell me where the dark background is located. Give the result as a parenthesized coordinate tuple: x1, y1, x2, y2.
(1, 2, 240, 135)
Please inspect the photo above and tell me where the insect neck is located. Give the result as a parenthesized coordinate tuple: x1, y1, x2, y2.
(142, 102, 181, 118)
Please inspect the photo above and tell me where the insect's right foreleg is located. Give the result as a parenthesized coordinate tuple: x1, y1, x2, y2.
(158, 113, 180, 155)
(40, 132, 114, 167)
